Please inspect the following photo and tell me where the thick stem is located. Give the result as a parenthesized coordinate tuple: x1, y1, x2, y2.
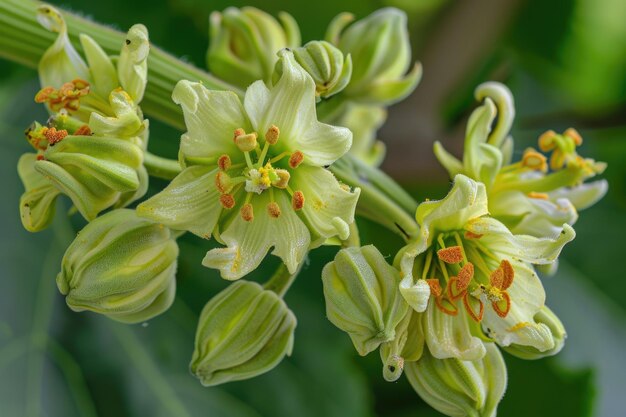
(143, 152, 182, 180)
(0, 0, 243, 131)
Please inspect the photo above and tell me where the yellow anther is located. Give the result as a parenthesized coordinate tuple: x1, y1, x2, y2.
(233, 128, 246, 140)
(235, 132, 258, 152)
(292, 191, 305, 210)
(521, 149, 548, 172)
(272, 169, 290, 189)
(487, 286, 503, 302)
(538, 130, 558, 152)
(437, 246, 463, 264)
(528, 192, 549, 200)
(218, 154, 232, 171)
(240, 203, 254, 222)
(289, 151, 304, 169)
(564, 127, 583, 146)
(219, 194, 236, 209)
(215, 171, 232, 194)
(265, 124, 280, 145)
(267, 202, 281, 218)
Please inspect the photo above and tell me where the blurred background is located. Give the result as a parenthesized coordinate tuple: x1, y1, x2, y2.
(1, 0, 625, 416)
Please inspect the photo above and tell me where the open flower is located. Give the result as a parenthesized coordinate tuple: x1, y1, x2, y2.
(434, 82, 607, 239)
(138, 49, 360, 280)
(398, 175, 574, 359)
(18, 5, 150, 231)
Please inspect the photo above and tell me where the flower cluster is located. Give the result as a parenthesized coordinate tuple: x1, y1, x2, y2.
(10, 4, 608, 417)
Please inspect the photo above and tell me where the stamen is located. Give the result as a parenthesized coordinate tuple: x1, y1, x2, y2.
(218, 154, 232, 171)
(463, 293, 484, 322)
(215, 171, 232, 194)
(464, 231, 483, 240)
(435, 297, 458, 316)
(457, 263, 474, 290)
(272, 169, 290, 189)
(233, 128, 246, 140)
(240, 203, 254, 222)
(538, 130, 557, 152)
(43, 127, 68, 145)
(521, 150, 548, 172)
(564, 127, 582, 146)
(528, 192, 549, 200)
(499, 260, 514, 290)
(492, 292, 511, 318)
(219, 194, 236, 209)
(267, 202, 281, 218)
(74, 125, 92, 136)
(292, 191, 305, 210)
(36, 154, 45, 161)
(265, 124, 280, 145)
(437, 246, 463, 264)
(289, 151, 304, 169)
(489, 267, 505, 289)
(426, 279, 442, 298)
(235, 132, 258, 152)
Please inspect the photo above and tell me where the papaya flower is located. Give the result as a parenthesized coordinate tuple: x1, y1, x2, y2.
(138, 49, 360, 280)
(398, 175, 574, 361)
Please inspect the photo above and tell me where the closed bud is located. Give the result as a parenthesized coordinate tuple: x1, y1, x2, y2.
(327, 8, 421, 106)
(379, 309, 424, 382)
(405, 343, 507, 417)
(322, 245, 408, 356)
(503, 306, 566, 359)
(275, 41, 352, 100)
(56, 209, 178, 323)
(191, 280, 296, 386)
(207, 7, 301, 88)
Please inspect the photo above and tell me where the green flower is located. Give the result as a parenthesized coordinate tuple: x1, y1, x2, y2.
(379, 309, 424, 382)
(336, 103, 387, 166)
(207, 7, 300, 88)
(138, 50, 360, 279)
(434, 82, 607, 238)
(18, 5, 150, 231)
(57, 209, 178, 323)
(405, 342, 507, 417)
(191, 280, 296, 386)
(399, 175, 574, 358)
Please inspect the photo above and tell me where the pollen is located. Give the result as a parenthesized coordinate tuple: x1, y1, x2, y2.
(272, 169, 290, 189)
(218, 154, 232, 171)
(500, 259, 514, 290)
(457, 262, 474, 290)
(34, 79, 90, 112)
(235, 132, 258, 152)
(267, 202, 281, 218)
(265, 124, 280, 145)
(215, 171, 232, 194)
(289, 151, 304, 169)
(219, 194, 236, 209)
(240, 203, 254, 222)
(292, 191, 305, 210)
(464, 231, 483, 240)
(74, 125, 92, 136)
(426, 279, 442, 298)
(564, 127, 583, 146)
(437, 246, 463, 264)
(42, 127, 68, 145)
(538, 130, 558, 152)
(528, 191, 549, 200)
(233, 128, 246, 140)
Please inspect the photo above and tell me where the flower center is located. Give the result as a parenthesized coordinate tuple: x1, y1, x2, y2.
(214, 125, 306, 221)
(34, 79, 90, 112)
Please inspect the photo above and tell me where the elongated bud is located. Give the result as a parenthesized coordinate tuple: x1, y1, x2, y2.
(117, 24, 149, 103)
(322, 245, 408, 356)
(405, 343, 507, 417)
(191, 280, 296, 386)
(503, 306, 566, 359)
(327, 8, 421, 105)
(379, 309, 424, 382)
(207, 7, 301, 88)
(56, 209, 178, 323)
(275, 41, 352, 100)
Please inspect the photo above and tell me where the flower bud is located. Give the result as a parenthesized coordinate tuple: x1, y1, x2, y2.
(207, 7, 301, 88)
(503, 306, 566, 359)
(405, 343, 507, 417)
(275, 41, 352, 100)
(327, 8, 421, 106)
(191, 280, 296, 386)
(322, 245, 408, 356)
(379, 309, 424, 382)
(56, 209, 178, 323)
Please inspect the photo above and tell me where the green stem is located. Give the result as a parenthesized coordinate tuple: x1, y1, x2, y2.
(0, 0, 242, 131)
(144, 151, 182, 180)
(263, 262, 303, 298)
(342, 220, 361, 248)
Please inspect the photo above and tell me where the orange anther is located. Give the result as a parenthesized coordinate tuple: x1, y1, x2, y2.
(435, 297, 458, 316)
(564, 128, 582, 146)
(464, 231, 483, 240)
(219, 194, 236, 209)
(215, 171, 232, 194)
(437, 246, 463, 264)
(538, 130, 557, 152)
(233, 128, 245, 141)
(492, 292, 511, 318)
(426, 279, 442, 298)
(289, 151, 304, 169)
(240, 203, 254, 222)
(457, 263, 474, 290)
(292, 191, 305, 210)
(74, 125, 92, 136)
(500, 260, 514, 290)
(489, 267, 504, 289)
(521, 150, 548, 172)
(267, 202, 281, 218)
(218, 154, 232, 171)
(43, 127, 68, 145)
(265, 124, 280, 145)
(463, 293, 484, 322)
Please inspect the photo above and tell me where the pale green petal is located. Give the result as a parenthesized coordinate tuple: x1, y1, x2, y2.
(116, 165, 149, 209)
(295, 117, 353, 167)
(37, 5, 89, 88)
(360, 63, 422, 105)
(172, 80, 249, 163)
(482, 262, 555, 351)
(423, 300, 486, 361)
(466, 217, 575, 265)
(137, 166, 222, 238)
(117, 24, 149, 103)
(203, 192, 310, 279)
(89, 90, 144, 139)
(474, 82, 515, 149)
(463, 99, 502, 187)
(17, 153, 60, 232)
(290, 165, 360, 246)
(79, 34, 118, 99)
(549, 179, 608, 210)
(433, 141, 463, 178)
